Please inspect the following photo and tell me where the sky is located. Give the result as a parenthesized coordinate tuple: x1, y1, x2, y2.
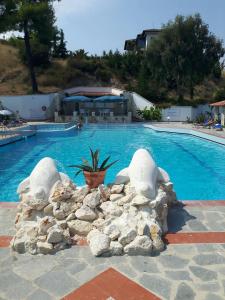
(54, 0, 225, 55)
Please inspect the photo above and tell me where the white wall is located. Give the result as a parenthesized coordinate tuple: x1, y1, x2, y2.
(124, 91, 154, 116)
(0, 94, 56, 120)
(162, 105, 213, 122)
(162, 106, 193, 122)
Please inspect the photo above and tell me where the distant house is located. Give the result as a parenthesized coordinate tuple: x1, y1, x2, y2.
(124, 29, 161, 51)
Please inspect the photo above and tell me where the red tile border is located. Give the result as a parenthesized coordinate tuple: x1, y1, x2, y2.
(62, 268, 161, 300)
(0, 236, 13, 248)
(164, 232, 225, 244)
(182, 200, 225, 206)
(0, 202, 18, 208)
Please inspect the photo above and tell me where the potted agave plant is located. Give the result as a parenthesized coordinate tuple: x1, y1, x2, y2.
(69, 148, 118, 189)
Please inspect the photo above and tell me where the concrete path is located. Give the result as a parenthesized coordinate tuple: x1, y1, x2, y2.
(0, 202, 225, 300)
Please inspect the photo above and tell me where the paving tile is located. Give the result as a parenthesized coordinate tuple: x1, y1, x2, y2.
(175, 282, 196, 300)
(204, 293, 224, 300)
(165, 270, 191, 281)
(113, 263, 138, 279)
(71, 266, 108, 285)
(197, 282, 221, 293)
(195, 244, 221, 253)
(158, 255, 189, 269)
(62, 246, 91, 258)
(128, 256, 159, 273)
(193, 253, 225, 266)
(223, 280, 225, 294)
(35, 269, 78, 297)
(189, 265, 217, 281)
(0, 270, 35, 299)
(26, 289, 55, 300)
(139, 274, 171, 299)
(13, 256, 58, 280)
(0, 248, 10, 260)
(84, 255, 110, 266)
(187, 220, 208, 231)
(63, 268, 160, 300)
(66, 262, 88, 276)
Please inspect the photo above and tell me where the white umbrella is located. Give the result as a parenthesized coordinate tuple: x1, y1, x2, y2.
(0, 110, 13, 116)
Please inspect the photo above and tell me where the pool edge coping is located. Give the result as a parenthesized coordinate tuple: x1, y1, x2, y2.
(144, 124, 225, 145)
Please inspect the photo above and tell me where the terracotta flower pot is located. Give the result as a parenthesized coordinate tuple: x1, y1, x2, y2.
(83, 170, 106, 189)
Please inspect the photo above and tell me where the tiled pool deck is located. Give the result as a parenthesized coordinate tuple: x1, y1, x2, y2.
(0, 201, 225, 300)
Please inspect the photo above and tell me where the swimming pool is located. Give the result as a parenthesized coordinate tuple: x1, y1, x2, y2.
(0, 124, 225, 201)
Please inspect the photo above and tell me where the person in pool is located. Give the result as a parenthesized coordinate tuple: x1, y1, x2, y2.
(76, 120, 83, 129)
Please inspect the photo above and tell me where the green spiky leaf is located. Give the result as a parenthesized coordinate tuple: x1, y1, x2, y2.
(99, 156, 111, 170)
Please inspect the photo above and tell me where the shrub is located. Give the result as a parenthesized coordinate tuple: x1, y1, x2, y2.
(137, 107, 162, 121)
(95, 68, 111, 82)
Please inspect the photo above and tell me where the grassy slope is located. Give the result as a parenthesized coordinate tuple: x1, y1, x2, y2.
(0, 41, 224, 101)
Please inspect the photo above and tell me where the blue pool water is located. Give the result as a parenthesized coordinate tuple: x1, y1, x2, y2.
(0, 124, 225, 201)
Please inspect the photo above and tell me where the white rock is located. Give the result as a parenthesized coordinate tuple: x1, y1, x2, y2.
(52, 204, 66, 220)
(118, 228, 137, 246)
(157, 167, 170, 183)
(37, 241, 53, 254)
(38, 216, 56, 235)
(49, 181, 73, 202)
(72, 186, 90, 202)
(67, 220, 92, 236)
(29, 157, 61, 201)
(47, 226, 63, 243)
(117, 193, 135, 206)
(17, 177, 30, 194)
(66, 213, 76, 221)
(75, 205, 97, 221)
(128, 149, 158, 198)
(88, 231, 111, 256)
(110, 194, 124, 202)
(131, 195, 150, 206)
(83, 191, 101, 208)
(104, 224, 120, 240)
(124, 235, 152, 255)
(92, 218, 105, 228)
(24, 190, 48, 211)
(59, 172, 76, 189)
(137, 221, 149, 236)
(57, 220, 67, 230)
(87, 229, 100, 243)
(43, 203, 53, 215)
(38, 235, 47, 242)
(110, 184, 124, 194)
(100, 202, 122, 217)
(152, 235, 165, 252)
(11, 236, 26, 253)
(109, 241, 123, 256)
(114, 168, 130, 184)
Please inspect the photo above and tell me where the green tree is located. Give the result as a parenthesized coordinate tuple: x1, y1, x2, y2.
(52, 28, 68, 58)
(0, 0, 59, 93)
(147, 14, 225, 99)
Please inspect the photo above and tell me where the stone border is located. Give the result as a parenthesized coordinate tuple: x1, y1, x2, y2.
(144, 124, 225, 145)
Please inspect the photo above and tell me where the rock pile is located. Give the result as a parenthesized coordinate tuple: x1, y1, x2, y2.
(11, 149, 178, 256)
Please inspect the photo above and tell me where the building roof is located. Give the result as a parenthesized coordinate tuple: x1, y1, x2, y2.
(210, 100, 225, 107)
(142, 29, 161, 34)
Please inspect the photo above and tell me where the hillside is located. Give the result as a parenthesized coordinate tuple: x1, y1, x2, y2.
(0, 41, 125, 95)
(0, 41, 225, 105)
